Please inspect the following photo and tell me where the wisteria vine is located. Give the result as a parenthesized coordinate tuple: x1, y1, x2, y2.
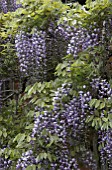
(0, 0, 112, 170)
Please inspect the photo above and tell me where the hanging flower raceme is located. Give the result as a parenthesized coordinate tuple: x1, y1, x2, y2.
(0, 0, 21, 13)
(15, 29, 47, 82)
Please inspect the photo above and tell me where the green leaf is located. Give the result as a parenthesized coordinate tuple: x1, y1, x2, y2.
(43, 153, 47, 159)
(26, 164, 36, 170)
(102, 122, 108, 130)
(108, 114, 112, 120)
(18, 134, 25, 144)
(100, 102, 105, 109)
(92, 120, 95, 127)
(13, 133, 25, 143)
(5, 154, 9, 159)
(30, 96, 38, 103)
(95, 100, 100, 108)
(47, 153, 52, 162)
(16, 141, 25, 148)
(27, 110, 34, 117)
(86, 115, 94, 123)
(13, 134, 19, 142)
(26, 135, 31, 142)
(89, 99, 97, 107)
(102, 118, 108, 122)
(109, 122, 112, 128)
(3, 132, 7, 138)
(25, 124, 34, 130)
(25, 85, 31, 92)
(28, 86, 34, 96)
(0, 130, 2, 137)
(99, 119, 102, 127)
(0, 116, 3, 121)
(28, 83, 37, 96)
(36, 152, 48, 162)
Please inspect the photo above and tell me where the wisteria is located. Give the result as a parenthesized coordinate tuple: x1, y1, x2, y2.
(15, 31, 32, 75)
(16, 150, 36, 170)
(91, 78, 112, 99)
(0, 157, 11, 170)
(0, 146, 12, 170)
(15, 18, 112, 80)
(15, 29, 47, 82)
(31, 29, 47, 81)
(0, 0, 21, 13)
(67, 26, 100, 58)
(15, 23, 71, 82)
(25, 79, 111, 170)
(0, 0, 8, 13)
(0, 0, 112, 170)
(98, 129, 112, 170)
(18, 85, 98, 170)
